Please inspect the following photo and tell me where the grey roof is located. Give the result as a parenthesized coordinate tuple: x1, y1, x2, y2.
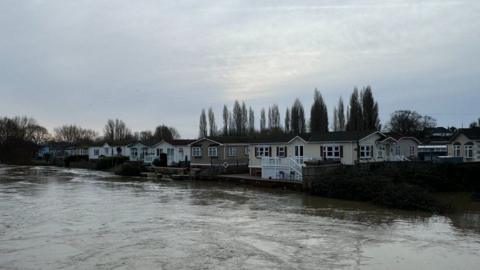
(449, 128, 480, 142)
(309, 131, 381, 142)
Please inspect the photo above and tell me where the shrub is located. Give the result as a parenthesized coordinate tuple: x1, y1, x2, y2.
(95, 156, 129, 170)
(114, 163, 142, 176)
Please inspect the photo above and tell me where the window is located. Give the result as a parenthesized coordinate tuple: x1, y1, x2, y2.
(208, 147, 218, 157)
(255, 146, 271, 157)
(94, 149, 99, 156)
(277, 146, 286, 157)
(131, 148, 138, 157)
(409, 146, 415, 157)
(156, 149, 160, 156)
(324, 145, 341, 159)
(227, 147, 238, 157)
(179, 148, 183, 153)
(294, 145, 304, 157)
(453, 143, 461, 157)
(244, 146, 249, 155)
(465, 144, 473, 158)
(104, 147, 109, 155)
(360, 145, 372, 159)
(395, 145, 401, 155)
(192, 147, 202, 157)
(167, 148, 174, 156)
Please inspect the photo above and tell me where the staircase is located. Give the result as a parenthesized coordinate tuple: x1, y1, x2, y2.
(261, 157, 309, 182)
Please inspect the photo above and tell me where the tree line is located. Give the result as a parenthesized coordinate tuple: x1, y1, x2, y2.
(198, 86, 382, 137)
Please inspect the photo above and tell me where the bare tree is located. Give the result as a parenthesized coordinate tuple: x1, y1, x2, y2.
(284, 108, 291, 133)
(222, 105, 229, 136)
(104, 119, 132, 141)
(387, 110, 436, 135)
(54, 125, 98, 143)
(260, 108, 266, 132)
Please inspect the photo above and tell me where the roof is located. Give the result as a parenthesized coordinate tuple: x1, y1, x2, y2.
(449, 128, 480, 142)
(127, 140, 160, 147)
(309, 131, 381, 142)
(192, 134, 309, 145)
(165, 139, 196, 146)
(384, 132, 421, 143)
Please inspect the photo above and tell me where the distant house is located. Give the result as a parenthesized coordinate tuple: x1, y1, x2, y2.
(447, 128, 480, 162)
(150, 139, 195, 166)
(384, 133, 421, 160)
(248, 134, 308, 179)
(127, 141, 157, 163)
(418, 127, 453, 161)
(189, 137, 250, 168)
(309, 131, 401, 164)
(88, 141, 132, 160)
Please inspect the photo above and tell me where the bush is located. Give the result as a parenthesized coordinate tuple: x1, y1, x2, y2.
(95, 156, 129, 170)
(114, 163, 142, 176)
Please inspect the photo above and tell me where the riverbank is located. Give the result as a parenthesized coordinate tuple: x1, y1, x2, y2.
(306, 162, 480, 213)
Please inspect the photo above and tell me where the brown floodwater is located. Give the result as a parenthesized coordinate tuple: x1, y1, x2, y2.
(0, 165, 479, 269)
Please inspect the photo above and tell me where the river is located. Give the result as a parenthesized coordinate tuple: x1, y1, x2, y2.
(0, 165, 479, 269)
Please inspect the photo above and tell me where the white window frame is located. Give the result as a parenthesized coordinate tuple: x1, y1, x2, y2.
(360, 145, 371, 159)
(104, 147, 109, 155)
(208, 147, 218, 157)
(277, 146, 286, 158)
(395, 145, 401, 155)
(255, 146, 270, 157)
(131, 148, 138, 157)
(464, 145, 473, 158)
(294, 145, 304, 157)
(192, 147, 202, 157)
(453, 144, 461, 157)
(94, 149, 99, 156)
(227, 147, 238, 157)
(325, 145, 340, 159)
(244, 146, 249, 155)
(409, 146, 415, 156)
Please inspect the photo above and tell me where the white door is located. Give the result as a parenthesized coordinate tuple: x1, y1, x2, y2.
(294, 145, 304, 163)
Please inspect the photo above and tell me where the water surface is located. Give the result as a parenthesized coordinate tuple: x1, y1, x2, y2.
(0, 165, 479, 269)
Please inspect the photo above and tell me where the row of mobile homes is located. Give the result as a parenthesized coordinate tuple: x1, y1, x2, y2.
(88, 141, 133, 160)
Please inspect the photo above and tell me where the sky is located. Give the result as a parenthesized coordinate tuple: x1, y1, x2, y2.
(1, 0, 479, 138)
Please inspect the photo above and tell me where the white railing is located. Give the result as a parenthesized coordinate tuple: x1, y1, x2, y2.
(260, 157, 311, 181)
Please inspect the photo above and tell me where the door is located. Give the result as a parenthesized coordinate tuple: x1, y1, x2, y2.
(294, 145, 304, 163)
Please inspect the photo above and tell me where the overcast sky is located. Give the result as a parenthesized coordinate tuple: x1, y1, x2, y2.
(1, 0, 479, 138)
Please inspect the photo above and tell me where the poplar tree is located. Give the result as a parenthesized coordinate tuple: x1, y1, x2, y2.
(337, 97, 345, 131)
(260, 108, 266, 132)
(248, 107, 255, 134)
(309, 89, 328, 134)
(233, 100, 242, 136)
(360, 86, 380, 131)
(222, 105, 229, 135)
(207, 107, 217, 136)
(346, 88, 363, 131)
(241, 102, 248, 135)
(199, 109, 207, 138)
(291, 99, 306, 135)
(284, 108, 291, 133)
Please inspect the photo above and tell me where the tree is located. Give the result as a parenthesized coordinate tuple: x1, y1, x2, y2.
(154, 125, 179, 141)
(248, 107, 255, 134)
(360, 86, 380, 131)
(104, 119, 132, 141)
(222, 105, 229, 135)
(346, 88, 363, 131)
(208, 107, 217, 136)
(241, 102, 248, 135)
(139, 130, 153, 141)
(387, 110, 436, 135)
(284, 108, 291, 133)
(469, 118, 480, 128)
(54, 125, 97, 143)
(199, 109, 207, 138)
(232, 100, 242, 136)
(333, 107, 339, 131)
(310, 89, 328, 134)
(291, 99, 306, 135)
(260, 108, 266, 132)
(268, 104, 281, 130)
(337, 97, 345, 131)
(31, 125, 50, 144)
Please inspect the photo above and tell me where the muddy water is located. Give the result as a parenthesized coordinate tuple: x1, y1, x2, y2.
(0, 165, 479, 269)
